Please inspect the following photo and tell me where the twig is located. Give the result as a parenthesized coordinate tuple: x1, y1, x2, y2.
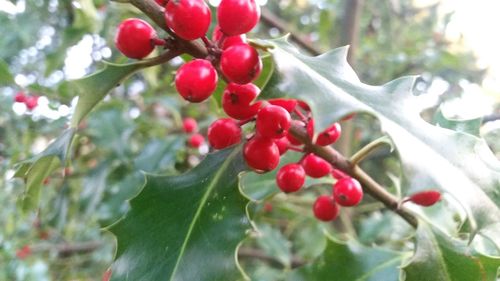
(349, 136, 391, 166)
(288, 123, 418, 228)
(260, 8, 321, 56)
(30, 241, 102, 257)
(238, 247, 306, 269)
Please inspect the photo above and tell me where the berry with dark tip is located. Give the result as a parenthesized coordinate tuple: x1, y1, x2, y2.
(256, 105, 291, 139)
(243, 136, 280, 172)
(276, 163, 305, 193)
(175, 59, 218, 103)
(220, 43, 262, 84)
(302, 153, 331, 178)
(115, 18, 156, 59)
(316, 122, 341, 146)
(313, 195, 339, 221)
(207, 118, 242, 149)
(222, 83, 261, 120)
(165, 0, 211, 40)
(333, 177, 363, 207)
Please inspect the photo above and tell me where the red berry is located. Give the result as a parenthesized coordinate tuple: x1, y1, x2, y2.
(155, 0, 166, 6)
(165, 0, 211, 40)
(297, 100, 310, 111)
(207, 118, 242, 149)
(313, 195, 339, 221)
(212, 25, 246, 49)
(333, 177, 363, 207)
(256, 105, 291, 139)
(102, 269, 112, 281)
(276, 163, 305, 193)
(268, 99, 298, 113)
(408, 190, 441, 206)
(175, 59, 218, 103)
(16, 245, 31, 260)
(331, 168, 348, 180)
(243, 136, 280, 172)
(14, 91, 26, 103)
(302, 154, 331, 178)
(25, 96, 39, 110)
(316, 122, 341, 146)
(274, 137, 290, 155)
(183, 118, 198, 133)
(188, 133, 205, 148)
(263, 202, 273, 212)
(307, 118, 314, 136)
(220, 43, 262, 84)
(217, 0, 260, 36)
(115, 18, 156, 59)
(222, 83, 261, 120)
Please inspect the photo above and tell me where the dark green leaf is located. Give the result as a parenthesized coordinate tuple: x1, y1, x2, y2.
(108, 147, 251, 281)
(289, 236, 405, 281)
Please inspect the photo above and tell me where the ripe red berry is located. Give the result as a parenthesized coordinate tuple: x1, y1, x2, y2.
(243, 136, 280, 172)
(115, 18, 156, 59)
(222, 83, 261, 120)
(316, 122, 341, 146)
(301, 154, 331, 178)
(268, 99, 298, 113)
(331, 168, 348, 180)
(165, 0, 211, 40)
(408, 190, 442, 206)
(297, 100, 310, 111)
(182, 117, 198, 133)
(274, 136, 290, 155)
(16, 245, 31, 260)
(212, 25, 246, 49)
(188, 133, 205, 148)
(175, 59, 218, 103)
(313, 195, 339, 221)
(256, 105, 291, 139)
(14, 91, 26, 103)
(220, 43, 262, 84)
(333, 177, 363, 207)
(25, 96, 39, 110)
(276, 163, 305, 193)
(217, 0, 260, 36)
(155, 0, 166, 6)
(207, 118, 242, 149)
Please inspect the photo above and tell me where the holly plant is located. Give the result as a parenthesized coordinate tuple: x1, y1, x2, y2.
(11, 0, 500, 280)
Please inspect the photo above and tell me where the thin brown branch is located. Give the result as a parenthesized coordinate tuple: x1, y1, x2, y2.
(260, 8, 321, 56)
(238, 247, 306, 269)
(30, 241, 102, 257)
(289, 123, 418, 228)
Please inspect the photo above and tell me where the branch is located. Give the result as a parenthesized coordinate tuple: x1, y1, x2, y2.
(260, 8, 321, 56)
(30, 241, 102, 257)
(238, 247, 306, 269)
(289, 124, 418, 228)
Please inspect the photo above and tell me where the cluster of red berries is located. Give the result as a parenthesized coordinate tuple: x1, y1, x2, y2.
(14, 91, 39, 110)
(183, 117, 206, 148)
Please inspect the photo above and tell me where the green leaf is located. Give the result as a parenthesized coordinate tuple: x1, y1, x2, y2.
(66, 61, 143, 127)
(433, 108, 482, 137)
(289, 235, 405, 281)
(108, 147, 251, 281)
(402, 222, 500, 281)
(261, 37, 500, 241)
(14, 128, 75, 212)
(0, 59, 14, 86)
(255, 223, 292, 268)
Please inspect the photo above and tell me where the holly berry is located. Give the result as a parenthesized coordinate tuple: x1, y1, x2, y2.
(333, 177, 363, 207)
(207, 118, 242, 149)
(212, 25, 246, 49)
(313, 195, 339, 221)
(25, 95, 39, 110)
(115, 18, 156, 59)
(276, 163, 305, 193)
(220, 43, 262, 84)
(14, 92, 26, 103)
(217, 0, 260, 36)
(16, 245, 31, 260)
(316, 122, 341, 146)
(222, 83, 261, 120)
(243, 136, 280, 172)
(155, 0, 166, 6)
(165, 0, 211, 40)
(256, 105, 291, 139)
(268, 98, 298, 113)
(182, 117, 198, 133)
(408, 190, 441, 206)
(188, 133, 205, 148)
(274, 136, 290, 155)
(175, 59, 218, 103)
(301, 153, 331, 178)
(331, 168, 348, 180)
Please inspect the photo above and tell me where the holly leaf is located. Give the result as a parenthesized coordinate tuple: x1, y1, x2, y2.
(402, 222, 500, 281)
(108, 147, 251, 281)
(288, 235, 405, 281)
(260, 37, 500, 242)
(14, 128, 75, 212)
